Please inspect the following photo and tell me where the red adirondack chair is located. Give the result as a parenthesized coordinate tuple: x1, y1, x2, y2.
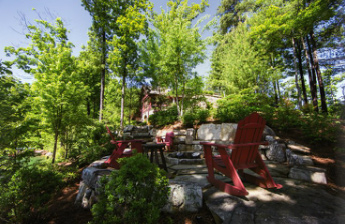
(201, 112, 282, 196)
(104, 126, 143, 169)
(156, 132, 174, 151)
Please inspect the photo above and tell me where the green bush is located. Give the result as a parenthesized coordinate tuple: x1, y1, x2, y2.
(91, 153, 169, 224)
(183, 109, 210, 127)
(0, 163, 63, 223)
(215, 92, 274, 122)
(299, 113, 340, 143)
(148, 106, 178, 126)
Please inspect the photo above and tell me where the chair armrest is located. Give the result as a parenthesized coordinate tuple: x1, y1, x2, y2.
(227, 141, 269, 149)
(201, 141, 268, 150)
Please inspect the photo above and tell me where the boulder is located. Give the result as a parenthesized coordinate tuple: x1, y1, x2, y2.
(197, 124, 222, 141)
(264, 140, 286, 163)
(287, 141, 311, 154)
(288, 166, 327, 184)
(81, 167, 112, 190)
(185, 128, 195, 144)
(286, 149, 314, 166)
(162, 181, 203, 213)
(192, 144, 203, 151)
(123, 125, 135, 132)
(263, 125, 276, 138)
(220, 123, 237, 141)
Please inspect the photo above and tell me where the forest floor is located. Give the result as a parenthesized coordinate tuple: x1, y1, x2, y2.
(44, 122, 345, 224)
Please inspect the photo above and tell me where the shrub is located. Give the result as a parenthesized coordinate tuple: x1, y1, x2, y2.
(91, 153, 169, 224)
(299, 113, 340, 143)
(214, 92, 274, 122)
(148, 106, 178, 126)
(183, 109, 210, 127)
(0, 163, 63, 223)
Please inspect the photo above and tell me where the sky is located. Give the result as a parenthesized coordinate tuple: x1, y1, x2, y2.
(0, 0, 222, 83)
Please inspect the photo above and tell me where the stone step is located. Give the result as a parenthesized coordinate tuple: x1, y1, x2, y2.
(288, 166, 327, 184)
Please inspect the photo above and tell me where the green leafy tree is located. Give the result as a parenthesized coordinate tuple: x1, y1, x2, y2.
(81, 0, 116, 121)
(107, 0, 151, 129)
(152, 0, 208, 118)
(6, 18, 87, 163)
(77, 31, 103, 119)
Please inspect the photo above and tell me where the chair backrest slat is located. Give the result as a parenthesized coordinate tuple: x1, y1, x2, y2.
(231, 112, 266, 166)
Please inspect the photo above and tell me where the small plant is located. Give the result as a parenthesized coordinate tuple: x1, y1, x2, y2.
(183, 109, 210, 127)
(148, 106, 178, 126)
(91, 153, 169, 224)
(0, 163, 63, 223)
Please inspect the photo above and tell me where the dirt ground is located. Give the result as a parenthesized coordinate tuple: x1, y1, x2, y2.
(45, 123, 345, 224)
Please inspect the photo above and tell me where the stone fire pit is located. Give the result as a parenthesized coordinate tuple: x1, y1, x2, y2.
(166, 152, 205, 165)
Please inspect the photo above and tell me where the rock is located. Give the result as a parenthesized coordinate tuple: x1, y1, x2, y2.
(150, 128, 157, 137)
(123, 125, 134, 132)
(192, 144, 203, 151)
(220, 123, 237, 141)
(263, 125, 276, 137)
(122, 132, 132, 139)
(89, 158, 107, 168)
(287, 141, 311, 154)
(289, 166, 327, 184)
(174, 136, 186, 143)
(286, 149, 314, 166)
(204, 177, 343, 224)
(173, 129, 187, 136)
(264, 142, 286, 163)
(75, 181, 87, 204)
(81, 167, 112, 189)
(81, 188, 93, 209)
(162, 181, 203, 213)
(197, 124, 222, 141)
(185, 128, 195, 144)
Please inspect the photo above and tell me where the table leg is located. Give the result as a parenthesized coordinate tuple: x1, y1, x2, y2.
(159, 147, 167, 171)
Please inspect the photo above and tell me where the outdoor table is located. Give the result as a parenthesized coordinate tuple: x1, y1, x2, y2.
(143, 143, 167, 171)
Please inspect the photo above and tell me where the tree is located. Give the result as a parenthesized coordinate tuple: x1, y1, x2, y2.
(6, 18, 87, 163)
(77, 31, 103, 119)
(152, 0, 208, 118)
(107, 0, 152, 129)
(81, 0, 115, 121)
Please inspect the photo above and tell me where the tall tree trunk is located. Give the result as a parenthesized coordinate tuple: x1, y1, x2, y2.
(174, 73, 180, 117)
(301, 37, 318, 112)
(277, 80, 281, 100)
(120, 62, 127, 130)
(296, 39, 308, 106)
(292, 37, 302, 109)
(273, 80, 279, 105)
(52, 129, 58, 164)
(309, 31, 328, 113)
(99, 29, 106, 121)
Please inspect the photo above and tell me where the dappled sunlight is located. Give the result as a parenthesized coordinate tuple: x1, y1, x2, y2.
(247, 187, 296, 204)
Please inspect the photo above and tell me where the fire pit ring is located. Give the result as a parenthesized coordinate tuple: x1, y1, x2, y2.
(166, 152, 205, 165)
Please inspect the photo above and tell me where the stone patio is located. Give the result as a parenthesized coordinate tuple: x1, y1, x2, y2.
(165, 159, 345, 224)
(76, 124, 345, 223)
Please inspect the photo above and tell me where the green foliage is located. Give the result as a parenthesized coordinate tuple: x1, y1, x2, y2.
(151, 0, 208, 117)
(0, 163, 63, 223)
(148, 106, 178, 126)
(91, 153, 169, 224)
(299, 113, 340, 143)
(183, 108, 210, 127)
(214, 91, 274, 123)
(6, 18, 89, 163)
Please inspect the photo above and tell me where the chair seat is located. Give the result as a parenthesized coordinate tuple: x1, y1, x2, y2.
(123, 148, 132, 155)
(213, 156, 259, 169)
